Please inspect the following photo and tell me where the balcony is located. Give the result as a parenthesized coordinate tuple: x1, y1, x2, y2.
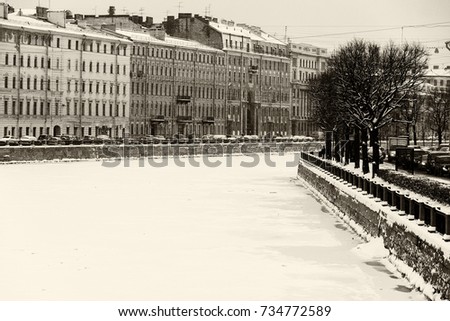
(202, 116, 215, 124)
(151, 115, 166, 122)
(177, 116, 192, 123)
(177, 95, 191, 103)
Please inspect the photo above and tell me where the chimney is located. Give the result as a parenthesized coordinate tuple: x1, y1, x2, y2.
(0, 3, 8, 19)
(47, 11, 66, 28)
(36, 6, 48, 20)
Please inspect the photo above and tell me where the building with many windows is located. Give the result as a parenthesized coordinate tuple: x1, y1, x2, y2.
(115, 29, 227, 137)
(0, 4, 131, 138)
(289, 42, 328, 137)
(164, 13, 291, 137)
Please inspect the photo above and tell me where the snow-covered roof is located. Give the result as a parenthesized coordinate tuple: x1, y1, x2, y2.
(1, 10, 131, 43)
(165, 35, 222, 52)
(115, 29, 222, 52)
(115, 29, 167, 45)
(208, 20, 285, 46)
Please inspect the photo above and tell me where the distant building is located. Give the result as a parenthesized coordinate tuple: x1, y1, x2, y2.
(288, 43, 328, 137)
(424, 47, 450, 91)
(164, 13, 291, 137)
(0, 4, 131, 138)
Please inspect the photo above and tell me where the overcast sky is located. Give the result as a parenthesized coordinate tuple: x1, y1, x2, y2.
(8, 0, 450, 50)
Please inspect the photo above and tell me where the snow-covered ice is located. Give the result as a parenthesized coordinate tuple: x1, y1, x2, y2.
(0, 154, 427, 300)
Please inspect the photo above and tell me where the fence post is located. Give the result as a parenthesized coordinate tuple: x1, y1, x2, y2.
(417, 202, 425, 225)
(444, 215, 450, 241)
(398, 193, 406, 215)
(407, 198, 415, 220)
(428, 207, 436, 233)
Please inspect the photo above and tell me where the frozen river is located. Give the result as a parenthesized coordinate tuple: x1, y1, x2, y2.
(0, 154, 426, 300)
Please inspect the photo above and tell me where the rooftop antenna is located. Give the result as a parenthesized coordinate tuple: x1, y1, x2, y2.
(139, 7, 144, 16)
(284, 26, 287, 43)
(177, 1, 183, 14)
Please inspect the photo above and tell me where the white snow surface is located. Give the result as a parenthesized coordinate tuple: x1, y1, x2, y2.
(0, 154, 427, 300)
(299, 159, 450, 300)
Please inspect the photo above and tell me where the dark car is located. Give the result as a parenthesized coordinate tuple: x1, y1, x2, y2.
(139, 136, 154, 145)
(37, 134, 52, 145)
(94, 135, 114, 145)
(46, 136, 62, 145)
(431, 154, 450, 176)
(152, 135, 165, 144)
(171, 134, 188, 144)
(59, 135, 78, 145)
(82, 135, 96, 145)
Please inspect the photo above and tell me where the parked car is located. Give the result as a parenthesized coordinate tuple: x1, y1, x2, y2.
(201, 134, 215, 144)
(170, 134, 188, 144)
(431, 154, 450, 176)
(37, 134, 52, 145)
(82, 135, 96, 144)
(187, 134, 201, 144)
(139, 135, 154, 145)
(396, 145, 427, 169)
(0, 135, 19, 146)
(213, 135, 228, 143)
(94, 135, 114, 145)
(425, 144, 450, 173)
(59, 135, 78, 145)
(152, 135, 166, 144)
(46, 136, 62, 145)
(19, 135, 37, 146)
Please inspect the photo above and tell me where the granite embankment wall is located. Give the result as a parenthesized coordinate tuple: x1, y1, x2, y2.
(297, 160, 450, 300)
(0, 142, 317, 163)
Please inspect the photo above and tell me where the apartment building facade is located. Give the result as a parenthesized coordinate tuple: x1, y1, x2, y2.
(0, 4, 131, 138)
(164, 13, 291, 137)
(289, 42, 328, 137)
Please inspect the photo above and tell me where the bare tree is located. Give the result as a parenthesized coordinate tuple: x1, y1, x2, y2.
(397, 90, 425, 145)
(327, 39, 427, 175)
(426, 86, 450, 145)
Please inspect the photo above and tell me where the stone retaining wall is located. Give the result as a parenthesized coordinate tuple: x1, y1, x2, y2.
(297, 161, 450, 300)
(0, 142, 319, 163)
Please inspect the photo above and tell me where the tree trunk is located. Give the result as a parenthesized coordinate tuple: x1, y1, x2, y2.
(370, 127, 380, 177)
(344, 126, 350, 165)
(325, 131, 332, 160)
(412, 122, 417, 145)
(354, 127, 360, 169)
(334, 130, 340, 162)
(362, 128, 369, 174)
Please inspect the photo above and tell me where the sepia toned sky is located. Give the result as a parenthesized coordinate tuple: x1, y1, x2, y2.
(8, 0, 450, 50)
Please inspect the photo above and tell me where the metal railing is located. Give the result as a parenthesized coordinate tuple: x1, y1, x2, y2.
(300, 151, 450, 240)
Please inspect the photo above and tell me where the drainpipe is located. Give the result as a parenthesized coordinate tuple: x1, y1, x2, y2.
(15, 28, 23, 138)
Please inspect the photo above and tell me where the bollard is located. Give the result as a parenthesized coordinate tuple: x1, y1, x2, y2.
(395, 191, 401, 210)
(370, 181, 376, 197)
(415, 201, 424, 224)
(428, 206, 436, 233)
(423, 203, 432, 226)
(444, 214, 450, 241)
(407, 198, 416, 220)
(398, 193, 406, 215)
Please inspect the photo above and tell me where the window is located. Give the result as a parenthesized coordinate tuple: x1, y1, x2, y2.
(5, 53, 8, 65)
(68, 39, 71, 49)
(4, 76, 8, 89)
(4, 100, 8, 115)
(56, 38, 60, 48)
